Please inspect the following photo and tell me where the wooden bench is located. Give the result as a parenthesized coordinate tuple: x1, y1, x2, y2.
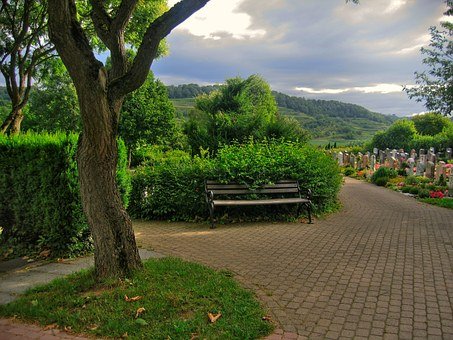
(205, 180, 312, 228)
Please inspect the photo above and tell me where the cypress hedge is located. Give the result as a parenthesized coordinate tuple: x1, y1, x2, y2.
(0, 133, 130, 257)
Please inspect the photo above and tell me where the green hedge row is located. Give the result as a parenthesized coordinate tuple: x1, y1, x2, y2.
(0, 133, 130, 257)
(129, 140, 342, 221)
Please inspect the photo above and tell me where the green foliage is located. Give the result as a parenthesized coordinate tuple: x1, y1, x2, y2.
(0, 258, 273, 339)
(371, 167, 397, 186)
(0, 133, 130, 257)
(129, 140, 342, 221)
(404, 4, 453, 116)
(185, 75, 308, 155)
(412, 112, 453, 135)
(23, 58, 81, 133)
(369, 119, 417, 150)
(119, 74, 187, 154)
(419, 197, 453, 209)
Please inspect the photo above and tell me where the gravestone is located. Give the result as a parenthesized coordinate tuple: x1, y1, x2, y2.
(448, 173, 453, 197)
(416, 161, 426, 176)
(373, 147, 378, 155)
(435, 161, 446, 180)
(379, 150, 385, 164)
(350, 155, 356, 169)
(337, 152, 344, 166)
(410, 149, 417, 159)
(419, 148, 426, 156)
(420, 154, 428, 164)
(362, 154, 369, 168)
(446, 148, 452, 159)
(425, 161, 435, 179)
(370, 155, 376, 170)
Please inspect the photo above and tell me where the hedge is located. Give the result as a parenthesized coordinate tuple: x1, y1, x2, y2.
(129, 140, 342, 221)
(0, 133, 130, 257)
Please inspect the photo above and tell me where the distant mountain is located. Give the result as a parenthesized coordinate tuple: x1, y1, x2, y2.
(166, 83, 398, 143)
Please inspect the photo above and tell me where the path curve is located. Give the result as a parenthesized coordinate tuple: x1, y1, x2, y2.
(134, 178, 453, 339)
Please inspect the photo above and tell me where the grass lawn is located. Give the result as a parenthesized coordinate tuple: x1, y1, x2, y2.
(419, 197, 453, 209)
(0, 257, 273, 339)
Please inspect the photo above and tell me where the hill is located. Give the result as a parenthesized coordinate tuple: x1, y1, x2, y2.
(167, 84, 398, 144)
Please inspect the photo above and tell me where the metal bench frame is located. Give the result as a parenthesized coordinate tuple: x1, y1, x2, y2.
(205, 180, 312, 229)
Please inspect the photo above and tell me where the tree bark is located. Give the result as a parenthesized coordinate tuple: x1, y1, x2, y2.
(47, 0, 210, 280)
(0, 108, 23, 135)
(76, 78, 142, 278)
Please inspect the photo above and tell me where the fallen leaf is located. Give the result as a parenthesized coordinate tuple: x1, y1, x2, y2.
(57, 258, 65, 263)
(262, 316, 272, 322)
(87, 324, 98, 330)
(125, 295, 142, 302)
(43, 323, 58, 331)
(121, 332, 128, 338)
(135, 318, 148, 326)
(190, 333, 199, 340)
(39, 249, 51, 258)
(64, 326, 72, 332)
(135, 307, 146, 318)
(208, 312, 222, 323)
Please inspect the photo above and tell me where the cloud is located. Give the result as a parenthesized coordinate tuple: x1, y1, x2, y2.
(154, 0, 447, 116)
(167, 0, 266, 40)
(295, 83, 410, 95)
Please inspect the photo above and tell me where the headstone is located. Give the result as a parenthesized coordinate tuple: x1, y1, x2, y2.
(362, 154, 369, 168)
(420, 154, 428, 164)
(389, 157, 397, 169)
(337, 152, 344, 166)
(416, 161, 426, 176)
(373, 148, 378, 155)
(350, 155, 356, 169)
(391, 149, 398, 159)
(435, 161, 446, 180)
(425, 161, 435, 179)
(370, 155, 376, 170)
(448, 173, 453, 197)
(429, 147, 435, 154)
(379, 150, 385, 164)
(419, 148, 426, 156)
(410, 149, 417, 159)
(344, 153, 350, 166)
(446, 148, 452, 159)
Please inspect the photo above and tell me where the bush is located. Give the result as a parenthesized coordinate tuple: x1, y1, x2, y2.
(374, 177, 389, 187)
(343, 167, 355, 176)
(0, 133, 130, 258)
(371, 167, 397, 185)
(418, 188, 430, 198)
(129, 140, 342, 221)
(401, 186, 412, 193)
(409, 186, 420, 195)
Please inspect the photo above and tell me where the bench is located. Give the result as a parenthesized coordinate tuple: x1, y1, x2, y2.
(205, 180, 312, 228)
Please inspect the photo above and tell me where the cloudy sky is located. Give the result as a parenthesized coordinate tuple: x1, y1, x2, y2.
(153, 0, 450, 117)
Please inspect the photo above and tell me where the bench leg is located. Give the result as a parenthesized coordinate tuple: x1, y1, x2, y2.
(306, 203, 313, 224)
(209, 204, 216, 229)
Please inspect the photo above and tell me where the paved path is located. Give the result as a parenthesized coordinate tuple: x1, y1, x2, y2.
(134, 178, 453, 339)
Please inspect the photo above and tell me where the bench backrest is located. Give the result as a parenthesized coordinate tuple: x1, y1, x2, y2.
(205, 180, 300, 196)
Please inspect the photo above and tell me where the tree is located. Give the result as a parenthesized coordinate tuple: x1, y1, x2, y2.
(23, 58, 80, 132)
(404, 1, 453, 116)
(411, 112, 453, 136)
(0, 0, 54, 134)
(47, 0, 209, 280)
(370, 119, 417, 150)
(119, 73, 187, 160)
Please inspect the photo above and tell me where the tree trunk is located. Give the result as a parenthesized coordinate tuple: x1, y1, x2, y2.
(0, 108, 23, 135)
(76, 78, 142, 279)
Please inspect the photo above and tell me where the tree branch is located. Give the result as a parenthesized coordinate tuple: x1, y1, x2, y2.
(109, 0, 210, 99)
(111, 0, 138, 32)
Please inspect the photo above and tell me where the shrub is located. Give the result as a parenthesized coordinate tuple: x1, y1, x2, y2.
(401, 186, 412, 193)
(0, 133, 130, 258)
(371, 167, 397, 185)
(374, 177, 389, 187)
(418, 189, 430, 198)
(129, 140, 342, 221)
(404, 176, 420, 185)
(343, 167, 355, 176)
(409, 186, 420, 195)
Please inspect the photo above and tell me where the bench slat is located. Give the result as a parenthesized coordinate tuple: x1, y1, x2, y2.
(213, 198, 309, 206)
(209, 188, 300, 195)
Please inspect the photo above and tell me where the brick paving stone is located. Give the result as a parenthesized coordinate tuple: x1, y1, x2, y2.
(132, 177, 453, 338)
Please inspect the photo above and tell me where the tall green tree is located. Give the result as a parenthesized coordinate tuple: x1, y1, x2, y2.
(0, 0, 54, 134)
(411, 112, 453, 136)
(120, 73, 186, 155)
(185, 75, 308, 154)
(47, 0, 209, 280)
(24, 58, 80, 132)
(404, 1, 453, 116)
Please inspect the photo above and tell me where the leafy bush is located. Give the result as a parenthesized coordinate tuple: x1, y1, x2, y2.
(343, 167, 355, 176)
(410, 186, 420, 195)
(0, 133, 130, 258)
(401, 186, 412, 193)
(418, 188, 430, 198)
(371, 167, 397, 185)
(129, 140, 342, 221)
(374, 177, 389, 187)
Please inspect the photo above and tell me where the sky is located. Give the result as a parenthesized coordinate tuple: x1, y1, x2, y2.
(152, 0, 451, 117)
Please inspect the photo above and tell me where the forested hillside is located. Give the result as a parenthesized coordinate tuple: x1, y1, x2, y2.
(167, 84, 398, 142)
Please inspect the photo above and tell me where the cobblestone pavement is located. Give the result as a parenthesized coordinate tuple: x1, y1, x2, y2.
(134, 177, 453, 339)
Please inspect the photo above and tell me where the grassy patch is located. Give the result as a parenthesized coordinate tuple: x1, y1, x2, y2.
(0, 258, 273, 339)
(418, 198, 453, 209)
